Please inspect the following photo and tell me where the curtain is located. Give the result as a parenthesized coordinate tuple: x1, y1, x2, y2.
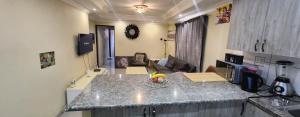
(175, 16, 208, 72)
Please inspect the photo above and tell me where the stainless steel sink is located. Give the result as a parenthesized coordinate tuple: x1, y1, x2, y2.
(281, 105, 300, 117)
(288, 109, 300, 117)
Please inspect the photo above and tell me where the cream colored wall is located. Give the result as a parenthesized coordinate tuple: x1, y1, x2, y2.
(203, 12, 230, 71)
(89, 20, 98, 68)
(166, 24, 176, 57)
(0, 0, 95, 117)
(97, 21, 168, 59)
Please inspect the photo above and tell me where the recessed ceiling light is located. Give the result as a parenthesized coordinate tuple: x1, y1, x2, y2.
(179, 14, 182, 17)
(92, 8, 97, 11)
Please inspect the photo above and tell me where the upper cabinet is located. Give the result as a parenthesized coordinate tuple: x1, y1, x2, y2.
(263, 0, 300, 57)
(228, 0, 270, 53)
(227, 0, 300, 58)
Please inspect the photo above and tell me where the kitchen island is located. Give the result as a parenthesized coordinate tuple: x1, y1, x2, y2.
(67, 73, 256, 117)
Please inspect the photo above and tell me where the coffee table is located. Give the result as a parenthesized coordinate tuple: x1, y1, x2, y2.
(126, 67, 148, 74)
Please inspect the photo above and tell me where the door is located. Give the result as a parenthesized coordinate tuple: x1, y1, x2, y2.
(263, 0, 300, 57)
(228, 0, 270, 53)
(96, 25, 115, 67)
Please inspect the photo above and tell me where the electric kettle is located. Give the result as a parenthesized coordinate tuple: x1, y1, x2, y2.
(240, 70, 264, 93)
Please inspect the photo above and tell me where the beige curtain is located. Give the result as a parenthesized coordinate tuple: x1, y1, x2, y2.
(175, 16, 208, 71)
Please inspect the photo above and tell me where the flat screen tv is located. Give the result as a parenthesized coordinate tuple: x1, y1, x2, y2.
(77, 33, 94, 55)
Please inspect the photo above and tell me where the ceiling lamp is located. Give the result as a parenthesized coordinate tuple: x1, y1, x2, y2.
(134, 4, 148, 14)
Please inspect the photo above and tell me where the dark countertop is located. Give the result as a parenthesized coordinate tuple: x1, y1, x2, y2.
(67, 73, 255, 111)
(248, 95, 300, 117)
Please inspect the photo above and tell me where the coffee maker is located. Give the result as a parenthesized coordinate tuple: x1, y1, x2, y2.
(270, 60, 294, 96)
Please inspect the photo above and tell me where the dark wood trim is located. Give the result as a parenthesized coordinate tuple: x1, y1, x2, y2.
(200, 15, 209, 72)
(95, 25, 99, 67)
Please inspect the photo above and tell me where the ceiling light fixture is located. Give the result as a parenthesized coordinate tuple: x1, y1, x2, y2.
(92, 8, 97, 11)
(134, 4, 148, 14)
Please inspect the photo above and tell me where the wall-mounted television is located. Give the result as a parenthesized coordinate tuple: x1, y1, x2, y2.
(77, 33, 94, 56)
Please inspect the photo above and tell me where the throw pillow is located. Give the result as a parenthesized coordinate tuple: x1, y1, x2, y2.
(172, 59, 188, 72)
(157, 58, 168, 66)
(135, 54, 145, 64)
(178, 64, 191, 72)
(165, 55, 176, 69)
(116, 57, 128, 68)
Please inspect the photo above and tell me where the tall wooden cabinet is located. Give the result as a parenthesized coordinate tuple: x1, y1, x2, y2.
(228, 0, 300, 58)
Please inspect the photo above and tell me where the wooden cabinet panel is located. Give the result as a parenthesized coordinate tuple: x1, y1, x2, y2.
(263, 0, 300, 57)
(228, 0, 270, 53)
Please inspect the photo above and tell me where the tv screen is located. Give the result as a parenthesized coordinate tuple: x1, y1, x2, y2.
(77, 33, 94, 55)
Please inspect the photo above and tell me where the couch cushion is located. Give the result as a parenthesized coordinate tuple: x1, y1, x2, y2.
(188, 64, 197, 73)
(157, 58, 168, 66)
(135, 54, 145, 64)
(153, 63, 173, 73)
(115, 56, 129, 68)
(173, 59, 189, 72)
(165, 55, 176, 69)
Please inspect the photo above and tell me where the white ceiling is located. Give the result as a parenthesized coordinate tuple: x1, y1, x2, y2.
(63, 0, 229, 23)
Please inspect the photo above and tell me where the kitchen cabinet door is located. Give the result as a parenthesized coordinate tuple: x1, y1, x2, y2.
(263, 0, 300, 57)
(92, 107, 149, 117)
(152, 101, 243, 117)
(242, 102, 272, 117)
(228, 0, 270, 53)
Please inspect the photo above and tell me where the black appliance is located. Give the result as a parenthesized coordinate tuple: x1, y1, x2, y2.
(77, 33, 94, 55)
(240, 69, 264, 93)
(225, 53, 244, 64)
(215, 60, 244, 84)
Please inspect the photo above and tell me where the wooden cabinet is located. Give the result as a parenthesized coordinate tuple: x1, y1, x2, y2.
(263, 0, 300, 57)
(228, 0, 300, 57)
(228, 0, 270, 53)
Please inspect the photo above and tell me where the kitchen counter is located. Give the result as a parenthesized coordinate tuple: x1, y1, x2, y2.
(67, 73, 255, 111)
(248, 95, 300, 117)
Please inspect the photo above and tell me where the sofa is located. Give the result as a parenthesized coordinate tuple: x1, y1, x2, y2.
(115, 53, 149, 68)
(150, 55, 197, 73)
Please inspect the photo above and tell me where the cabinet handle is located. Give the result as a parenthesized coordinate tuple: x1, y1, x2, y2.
(254, 40, 259, 52)
(261, 40, 266, 52)
(151, 107, 156, 117)
(143, 108, 147, 117)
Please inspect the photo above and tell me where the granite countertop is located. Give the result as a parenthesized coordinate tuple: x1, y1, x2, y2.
(248, 95, 300, 117)
(67, 73, 256, 111)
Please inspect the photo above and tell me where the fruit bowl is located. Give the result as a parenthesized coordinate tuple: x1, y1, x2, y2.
(145, 78, 168, 88)
(145, 73, 169, 88)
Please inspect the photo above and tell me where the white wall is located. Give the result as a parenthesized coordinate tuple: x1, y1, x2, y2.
(0, 0, 95, 117)
(97, 21, 169, 59)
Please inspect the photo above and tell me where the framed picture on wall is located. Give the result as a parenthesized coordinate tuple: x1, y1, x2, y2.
(40, 51, 55, 69)
(216, 3, 232, 24)
(167, 30, 176, 40)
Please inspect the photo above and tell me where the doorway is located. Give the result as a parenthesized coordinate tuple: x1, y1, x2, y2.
(95, 25, 115, 68)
